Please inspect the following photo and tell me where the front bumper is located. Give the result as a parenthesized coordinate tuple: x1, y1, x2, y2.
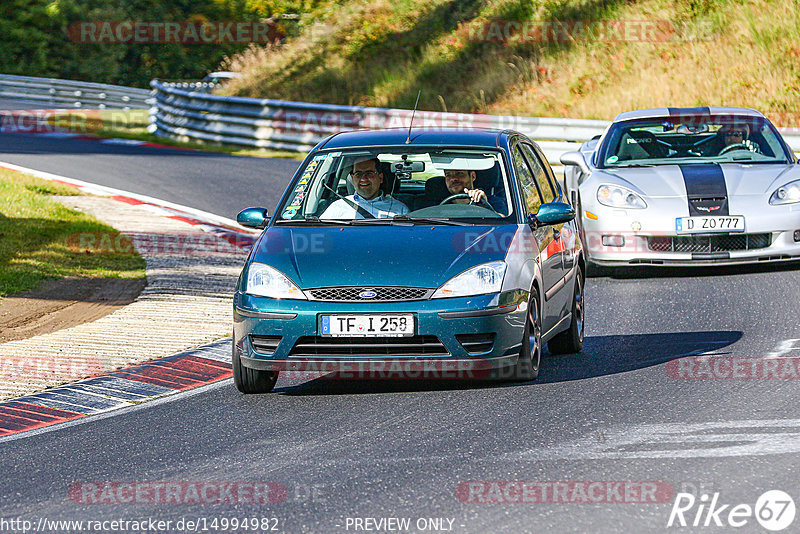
(233, 291, 528, 373)
(581, 202, 800, 266)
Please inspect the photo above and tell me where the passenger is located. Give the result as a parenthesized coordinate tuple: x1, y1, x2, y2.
(321, 157, 409, 219)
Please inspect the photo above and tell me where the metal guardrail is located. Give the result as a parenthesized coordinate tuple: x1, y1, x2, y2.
(0, 74, 151, 110)
(150, 79, 800, 164)
(150, 79, 609, 165)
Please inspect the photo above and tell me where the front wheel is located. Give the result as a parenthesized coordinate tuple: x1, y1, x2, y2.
(233, 342, 279, 393)
(548, 265, 585, 354)
(509, 287, 542, 381)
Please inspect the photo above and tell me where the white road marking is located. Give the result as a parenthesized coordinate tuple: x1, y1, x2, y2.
(521, 419, 800, 459)
(765, 339, 800, 359)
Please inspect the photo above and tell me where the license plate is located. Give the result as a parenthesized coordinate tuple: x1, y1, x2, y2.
(320, 314, 415, 337)
(676, 216, 745, 234)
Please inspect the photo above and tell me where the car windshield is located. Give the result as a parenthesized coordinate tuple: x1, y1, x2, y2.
(599, 115, 792, 168)
(276, 147, 514, 224)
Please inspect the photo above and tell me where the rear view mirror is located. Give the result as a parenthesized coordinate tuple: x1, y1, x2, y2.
(392, 161, 425, 173)
(237, 207, 270, 229)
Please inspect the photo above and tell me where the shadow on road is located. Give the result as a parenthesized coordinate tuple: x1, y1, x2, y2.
(588, 261, 800, 280)
(274, 330, 742, 396)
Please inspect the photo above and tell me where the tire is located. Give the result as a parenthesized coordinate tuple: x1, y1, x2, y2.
(509, 287, 542, 381)
(548, 265, 585, 354)
(232, 342, 279, 393)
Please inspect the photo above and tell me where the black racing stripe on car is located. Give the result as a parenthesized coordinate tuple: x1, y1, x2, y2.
(667, 107, 711, 117)
(679, 164, 730, 216)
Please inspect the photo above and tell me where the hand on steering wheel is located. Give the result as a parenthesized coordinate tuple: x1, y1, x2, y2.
(439, 193, 497, 212)
(719, 143, 751, 155)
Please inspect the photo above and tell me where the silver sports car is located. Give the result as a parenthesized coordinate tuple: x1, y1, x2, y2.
(560, 107, 800, 267)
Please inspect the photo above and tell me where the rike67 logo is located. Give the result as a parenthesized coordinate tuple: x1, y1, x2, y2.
(668, 490, 796, 531)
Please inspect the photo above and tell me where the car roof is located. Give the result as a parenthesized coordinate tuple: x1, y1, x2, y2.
(317, 128, 510, 150)
(612, 106, 766, 123)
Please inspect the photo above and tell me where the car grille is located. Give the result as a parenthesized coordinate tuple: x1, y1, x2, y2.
(647, 234, 772, 253)
(250, 335, 282, 354)
(455, 333, 495, 354)
(289, 335, 449, 356)
(306, 286, 432, 302)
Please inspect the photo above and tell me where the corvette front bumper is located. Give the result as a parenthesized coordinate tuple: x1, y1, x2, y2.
(581, 203, 800, 266)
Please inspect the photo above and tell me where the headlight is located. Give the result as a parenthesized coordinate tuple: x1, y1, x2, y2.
(597, 184, 647, 209)
(431, 261, 506, 299)
(769, 179, 800, 205)
(245, 262, 306, 299)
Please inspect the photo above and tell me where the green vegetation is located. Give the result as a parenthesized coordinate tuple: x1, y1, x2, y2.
(0, 0, 326, 87)
(0, 170, 145, 297)
(222, 0, 800, 125)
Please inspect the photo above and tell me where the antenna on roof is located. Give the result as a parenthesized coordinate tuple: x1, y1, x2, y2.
(406, 90, 421, 144)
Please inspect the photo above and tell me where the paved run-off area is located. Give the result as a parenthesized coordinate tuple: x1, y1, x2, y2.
(0, 195, 247, 400)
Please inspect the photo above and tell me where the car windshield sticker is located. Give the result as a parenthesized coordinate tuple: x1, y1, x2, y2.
(282, 155, 335, 219)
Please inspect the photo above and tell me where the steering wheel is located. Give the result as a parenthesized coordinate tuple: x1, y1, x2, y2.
(439, 193, 497, 212)
(719, 143, 751, 155)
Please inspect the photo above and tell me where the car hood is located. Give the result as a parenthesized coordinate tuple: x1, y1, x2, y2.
(587, 164, 800, 198)
(250, 225, 517, 288)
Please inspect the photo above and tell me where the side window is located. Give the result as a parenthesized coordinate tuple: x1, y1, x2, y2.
(521, 143, 555, 204)
(512, 145, 543, 215)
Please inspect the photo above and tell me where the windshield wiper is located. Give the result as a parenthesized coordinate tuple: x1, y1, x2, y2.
(274, 216, 352, 225)
(348, 215, 470, 226)
(612, 163, 657, 168)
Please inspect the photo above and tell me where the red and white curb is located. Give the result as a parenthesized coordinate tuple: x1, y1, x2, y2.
(0, 156, 262, 439)
(0, 339, 233, 440)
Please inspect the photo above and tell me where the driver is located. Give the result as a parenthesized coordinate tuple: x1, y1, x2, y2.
(443, 168, 507, 213)
(321, 156, 409, 219)
(718, 123, 762, 155)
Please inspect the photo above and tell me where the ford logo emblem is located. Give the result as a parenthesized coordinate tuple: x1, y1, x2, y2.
(359, 290, 378, 299)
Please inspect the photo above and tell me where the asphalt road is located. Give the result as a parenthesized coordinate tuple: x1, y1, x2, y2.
(2, 105, 800, 533)
(0, 130, 299, 220)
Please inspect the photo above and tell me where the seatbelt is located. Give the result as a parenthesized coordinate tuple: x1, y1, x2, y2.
(321, 180, 376, 219)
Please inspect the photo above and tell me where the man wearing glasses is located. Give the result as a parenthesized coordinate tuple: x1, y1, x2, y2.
(717, 123, 762, 155)
(321, 156, 409, 219)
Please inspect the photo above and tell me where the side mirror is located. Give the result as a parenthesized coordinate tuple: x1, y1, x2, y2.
(237, 207, 270, 229)
(530, 202, 575, 228)
(560, 151, 591, 175)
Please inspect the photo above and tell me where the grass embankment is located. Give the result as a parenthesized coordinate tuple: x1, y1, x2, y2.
(221, 0, 800, 125)
(0, 170, 145, 297)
